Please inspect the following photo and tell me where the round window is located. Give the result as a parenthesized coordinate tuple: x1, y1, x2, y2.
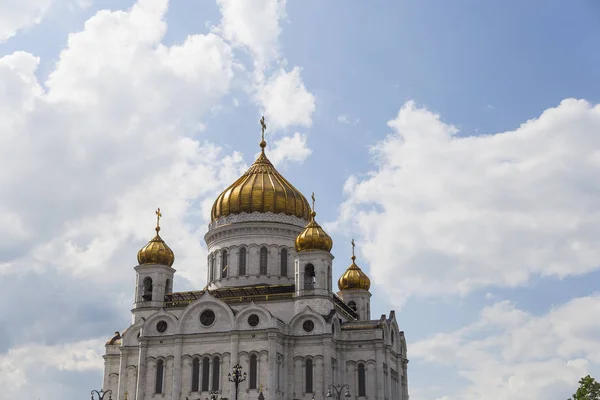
(248, 314, 260, 327)
(303, 320, 315, 333)
(156, 320, 168, 333)
(200, 310, 216, 327)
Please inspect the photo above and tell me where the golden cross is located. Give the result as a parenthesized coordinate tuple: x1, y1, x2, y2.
(259, 384, 264, 392)
(311, 192, 315, 211)
(260, 116, 266, 141)
(124, 391, 128, 400)
(155, 207, 162, 228)
(351, 238, 355, 257)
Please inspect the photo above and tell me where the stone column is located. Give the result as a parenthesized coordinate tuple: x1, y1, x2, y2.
(230, 333, 239, 399)
(267, 333, 277, 399)
(375, 346, 385, 400)
(172, 337, 183, 400)
(117, 350, 126, 399)
(322, 338, 332, 397)
(136, 340, 148, 400)
(208, 358, 214, 391)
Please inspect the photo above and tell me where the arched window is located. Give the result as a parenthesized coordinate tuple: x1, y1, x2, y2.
(209, 255, 215, 281)
(192, 358, 200, 391)
(305, 359, 313, 393)
(212, 356, 220, 390)
(249, 354, 258, 389)
(304, 264, 315, 289)
(280, 248, 288, 276)
(165, 278, 172, 294)
(221, 250, 228, 278)
(239, 248, 247, 275)
(142, 277, 153, 301)
(201, 357, 210, 391)
(391, 331, 395, 346)
(348, 301, 357, 312)
(260, 247, 268, 275)
(358, 363, 366, 396)
(155, 359, 164, 394)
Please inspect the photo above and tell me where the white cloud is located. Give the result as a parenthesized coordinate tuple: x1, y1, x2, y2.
(0, 0, 54, 42)
(338, 114, 359, 124)
(0, 338, 105, 398)
(0, 2, 248, 397)
(268, 131, 312, 166)
(411, 295, 600, 400)
(0, 0, 317, 396)
(257, 67, 315, 130)
(216, 0, 286, 66)
(335, 99, 600, 303)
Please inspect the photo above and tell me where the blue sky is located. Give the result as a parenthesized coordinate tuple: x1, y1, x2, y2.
(1, 1, 600, 399)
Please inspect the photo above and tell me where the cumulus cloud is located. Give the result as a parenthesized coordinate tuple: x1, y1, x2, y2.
(257, 67, 315, 130)
(0, 0, 315, 396)
(268, 131, 312, 166)
(0, 0, 248, 396)
(336, 99, 600, 303)
(0, 338, 105, 399)
(216, 0, 286, 66)
(411, 295, 600, 400)
(0, 0, 54, 42)
(215, 0, 315, 132)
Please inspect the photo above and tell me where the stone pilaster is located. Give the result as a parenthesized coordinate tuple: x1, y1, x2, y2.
(135, 340, 148, 400)
(171, 337, 183, 400)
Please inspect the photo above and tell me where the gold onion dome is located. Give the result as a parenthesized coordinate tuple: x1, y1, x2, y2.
(295, 193, 333, 252)
(137, 208, 175, 267)
(211, 116, 311, 222)
(338, 240, 371, 291)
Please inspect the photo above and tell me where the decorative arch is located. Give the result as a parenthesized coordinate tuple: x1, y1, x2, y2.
(289, 306, 327, 335)
(121, 318, 144, 346)
(221, 249, 229, 278)
(233, 301, 275, 330)
(238, 246, 247, 276)
(178, 292, 235, 335)
(142, 277, 153, 301)
(259, 247, 268, 274)
(280, 247, 288, 277)
(142, 308, 179, 337)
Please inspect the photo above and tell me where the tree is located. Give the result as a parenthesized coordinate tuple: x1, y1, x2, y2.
(569, 375, 600, 400)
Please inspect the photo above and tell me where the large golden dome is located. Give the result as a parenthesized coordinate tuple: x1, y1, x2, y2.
(338, 241, 371, 291)
(295, 211, 333, 252)
(137, 209, 175, 267)
(211, 131, 311, 222)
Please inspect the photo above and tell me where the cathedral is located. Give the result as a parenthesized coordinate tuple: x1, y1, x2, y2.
(102, 120, 409, 400)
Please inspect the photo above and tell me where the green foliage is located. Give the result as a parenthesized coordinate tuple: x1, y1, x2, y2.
(568, 375, 600, 400)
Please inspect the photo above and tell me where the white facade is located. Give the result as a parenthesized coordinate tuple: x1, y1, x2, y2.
(103, 210, 409, 400)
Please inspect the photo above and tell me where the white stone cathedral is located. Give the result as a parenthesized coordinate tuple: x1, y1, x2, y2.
(102, 122, 409, 400)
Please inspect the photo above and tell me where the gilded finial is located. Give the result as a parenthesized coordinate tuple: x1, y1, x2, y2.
(259, 384, 264, 392)
(124, 391, 128, 400)
(260, 116, 267, 151)
(311, 192, 316, 219)
(155, 207, 162, 233)
(351, 238, 356, 261)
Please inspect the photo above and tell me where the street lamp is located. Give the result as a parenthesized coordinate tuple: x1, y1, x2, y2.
(228, 363, 247, 400)
(90, 389, 113, 400)
(326, 384, 351, 400)
(206, 390, 222, 400)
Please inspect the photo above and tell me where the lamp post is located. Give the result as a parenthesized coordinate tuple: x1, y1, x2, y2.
(228, 363, 247, 400)
(326, 384, 351, 400)
(90, 389, 112, 400)
(206, 390, 222, 400)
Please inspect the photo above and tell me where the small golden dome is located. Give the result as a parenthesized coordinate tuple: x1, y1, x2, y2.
(295, 210, 333, 252)
(137, 208, 175, 267)
(211, 117, 311, 222)
(338, 240, 371, 291)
